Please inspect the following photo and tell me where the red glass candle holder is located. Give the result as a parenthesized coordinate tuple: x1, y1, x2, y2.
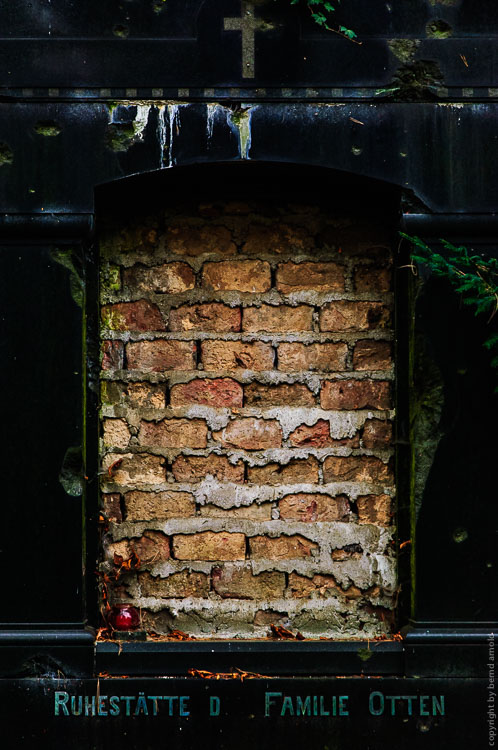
(109, 605, 140, 631)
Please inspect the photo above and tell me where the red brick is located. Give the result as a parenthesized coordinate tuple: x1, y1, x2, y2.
(102, 340, 124, 370)
(172, 531, 246, 561)
(242, 305, 313, 332)
(170, 378, 243, 408)
(123, 262, 195, 293)
(288, 420, 333, 448)
(101, 299, 165, 332)
(169, 303, 241, 332)
(249, 535, 318, 560)
(244, 382, 315, 407)
(201, 340, 274, 371)
(352, 340, 392, 370)
(320, 301, 390, 331)
(248, 457, 319, 484)
(242, 224, 311, 255)
(357, 494, 393, 526)
(362, 419, 393, 450)
(354, 265, 391, 293)
(126, 340, 196, 371)
(166, 225, 236, 256)
(211, 566, 286, 599)
(323, 456, 392, 484)
(202, 260, 271, 292)
(172, 455, 245, 483)
(277, 342, 347, 372)
(279, 493, 350, 522)
(139, 570, 209, 597)
(276, 262, 344, 293)
(138, 419, 208, 449)
(320, 380, 391, 410)
(212, 418, 282, 450)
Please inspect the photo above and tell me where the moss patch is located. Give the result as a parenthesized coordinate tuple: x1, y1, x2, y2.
(0, 142, 13, 166)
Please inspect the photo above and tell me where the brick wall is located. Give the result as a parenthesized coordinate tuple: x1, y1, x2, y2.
(99, 200, 396, 638)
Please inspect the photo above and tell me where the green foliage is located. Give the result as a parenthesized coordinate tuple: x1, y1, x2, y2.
(401, 232, 498, 371)
(290, 0, 357, 41)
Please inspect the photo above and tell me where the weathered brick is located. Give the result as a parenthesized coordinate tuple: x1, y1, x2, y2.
(105, 223, 158, 254)
(331, 544, 363, 561)
(288, 420, 333, 448)
(249, 535, 318, 560)
(212, 418, 282, 450)
(170, 378, 243, 408)
(139, 419, 208, 448)
(199, 503, 272, 520)
(139, 570, 209, 598)
(253, 610, 288, 627)
(101, 300, 165, 332)
(212, 565, 286, 599)
(357, 494, 393, 526)
(102, 381, 166, 408)
(113, 531, 170, 564)
(172, 531, 246, 561)
(172, 455, 245, 483)
(169, 303, 241, 332)
(102, 453, 166, 485)
(201, 340, 274, 371)
(202, 260, 271, 292)
(126, 382, 166, 408)
(242, 305, 313, 332)
(276, 262, 344, 293)
(242, 224, 311, 255)
(123, 261, 195, 294)
(320, 301, 390, 331)
(320, 380, 391, 410)
(166, 225, 236, 256)
(244, 382, 315, 407)
(126, 340, 196, 371)
(279, 493, 350, 522)
(288, 573, 339, 598)
(354, 265, 391, 293)
(277, 342, 348, 372)
(248, 457, 319, 485)
(323, 455, 392, 484)
(124, 490, 196, 520)
(318, 224, 390, 252)
(362, 419, 393, 450)
(102, 419, 131, 449)
(353, 340, 392, 370)
(102, 340, 124, 370)
(288, 573, 361, 599)
(131, 530, 170, 563)
(102, 493, 122, 523)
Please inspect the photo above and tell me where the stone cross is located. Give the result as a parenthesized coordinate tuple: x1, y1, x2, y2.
(224, 1, 269, 79)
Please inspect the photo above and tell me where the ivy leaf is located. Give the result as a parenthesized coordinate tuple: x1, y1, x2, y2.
(339, 25, 357, 39)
